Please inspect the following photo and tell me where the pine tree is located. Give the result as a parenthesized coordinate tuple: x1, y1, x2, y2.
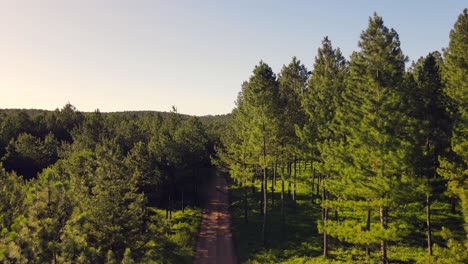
(173, 116, 210, 211)
(278, 56, 309, 213)
(0, 165, 25, 231)
(125, 141, 161, 205)
(221, 93, 256, 222)
(409, 52, 452, 256)
(2, 133, 59, 180)
(71, 109, 107, 151)
(26, 167, 75, 262)
(300, 36, 346, 257)
(86, 140, 146, 260)
(239, 61, 279, 246)
(438, 8, 468, 252)
(301, 37, 346, 154)
(321, 13, 414, 263)
(47, 103, 84, 142)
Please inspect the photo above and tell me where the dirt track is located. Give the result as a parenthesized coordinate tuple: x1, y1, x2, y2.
(193, 172, 237, 264)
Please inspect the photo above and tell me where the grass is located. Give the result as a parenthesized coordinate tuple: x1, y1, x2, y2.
(227, 166, 465, 264)
(229, 174, 323, 263)
(148, 207, 202, 263)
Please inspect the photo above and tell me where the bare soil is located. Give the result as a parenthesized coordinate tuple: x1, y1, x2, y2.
(193, 172, 237, 264)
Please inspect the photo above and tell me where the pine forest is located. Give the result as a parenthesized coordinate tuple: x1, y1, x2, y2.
(1, 9, 467, 264)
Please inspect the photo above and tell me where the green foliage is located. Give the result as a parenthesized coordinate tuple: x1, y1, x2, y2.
(240, 61, 280, 169)
(144, 207, 201, 263)
(0, 103, 214, 262)
(300, 37, 346, 160)
(85, 141, 146, 260)
(278, 56, 308, 156)
(318, 15, 418, 262)
(0, 165, 24, 231)
(122, 248, 135, 264)
(1, 8, 468, 264)
(2, 132, 59, 179)
(227, 10, 467, 264)
(47, 103, 84, 142)
(437, 7, 468, 259)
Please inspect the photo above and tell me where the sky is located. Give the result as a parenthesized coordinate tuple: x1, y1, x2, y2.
(0, 1, 466, 115)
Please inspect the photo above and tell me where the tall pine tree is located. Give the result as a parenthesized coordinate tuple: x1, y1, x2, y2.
(299, 37, 346, 257)
(409, 52, 452, 256)
(240, 61, 279, 246)
(438, 8, 468, 254)
(321, 13, 414, 263)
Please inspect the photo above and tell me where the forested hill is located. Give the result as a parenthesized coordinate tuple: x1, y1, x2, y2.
(0, 107, 230, 121)
(0, 104, 229, 263)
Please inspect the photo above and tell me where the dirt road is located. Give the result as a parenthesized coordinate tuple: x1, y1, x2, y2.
(193, 172, 237, 264)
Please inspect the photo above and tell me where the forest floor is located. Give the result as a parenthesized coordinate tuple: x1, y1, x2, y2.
(229, 177, 464, 263)
(193, 171, 237, 264)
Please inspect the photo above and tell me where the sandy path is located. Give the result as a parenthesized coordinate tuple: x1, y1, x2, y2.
(193, 172, 237, 264)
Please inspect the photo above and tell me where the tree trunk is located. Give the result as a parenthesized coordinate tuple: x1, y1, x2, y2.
(274, 162, 277, 186)
(366, 209, 371, 257)
(181, 188, 184, 213)
(450, 197, 456, 214)
(380, 206, 387, 264)
(260, 180, 264, 216)
(281, 163, 285, 237)
(170, 194, 173, 219)
(293, 159, 297, 209)
(316, 174, 320, 197)
(252, 166, 257, 195)
(244, 181, 248, 223)
(311, 162, 315, 202)
(263, 167, 267, 247)
(426, 192, 433, 256)
(272, 162, 276, 207)
(322, 187, 328, 258)
(166, 194, 170, 219)
(262, 131, 267, 247)
(288, 161, 292, 199)
(425, 135, 434, 256)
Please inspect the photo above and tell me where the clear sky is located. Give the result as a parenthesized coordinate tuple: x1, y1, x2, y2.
(0, 1, 466, 115)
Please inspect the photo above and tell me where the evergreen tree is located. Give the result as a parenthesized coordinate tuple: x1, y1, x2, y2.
(174, 116, 210, 210)
(220, 89, 256, 222)
(409, 52, 452, 256)
(321, 13, 413, 263)
(300, 36, 346, 257)
(2, 132, 59, 179)
(438, 8, 468, 254)
(71, 109, 107, 151)
(125, 141, 161, 205)
(26, 167, 74, 262)
(241, 61, 279, 246)
(0, 165, 24, 231)
(46, 103, 84, 142)
(278, 56, 309, 212)
(86, 140, 146, 261)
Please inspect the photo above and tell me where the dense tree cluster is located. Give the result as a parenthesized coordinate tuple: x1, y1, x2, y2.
(221, 10, 467, 263)
(0, 105, 216, 263)
(1, 8, 466, 264)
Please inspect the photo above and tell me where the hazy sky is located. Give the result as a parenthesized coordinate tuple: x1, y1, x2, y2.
(0, 1, 466, 115)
